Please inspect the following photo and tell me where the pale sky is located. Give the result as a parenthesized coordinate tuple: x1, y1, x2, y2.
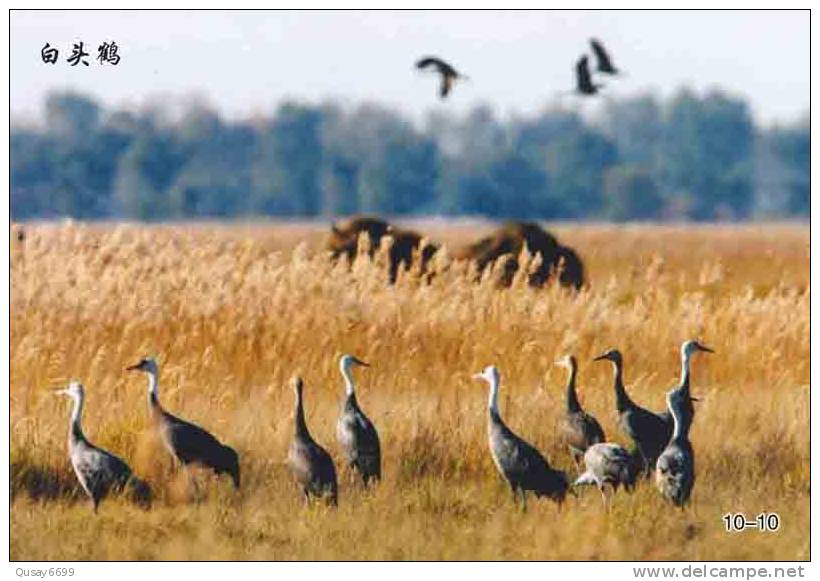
(10, 10, 809, 126)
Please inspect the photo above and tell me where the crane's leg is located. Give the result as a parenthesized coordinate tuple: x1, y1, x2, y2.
(184, 466, 201, 501)
(509, 483, 518, 506)
(520, 489, 528, 513)
(302, 488, 311, 506)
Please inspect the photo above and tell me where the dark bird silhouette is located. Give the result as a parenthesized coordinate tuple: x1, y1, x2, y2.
(474, 366, 569, 511)
(589, 38, 621, 75)
(659, 340, 713, 434)
(575, 55, 602, 96)
(336, 354, 381, 486)
(593, 349, 668, 476)
(416, 56, 467, 98)
(126, 358, 240, 491)
(655, 387, 696, 507)
(56, 382, 152, 512)
(288, 377, 338, 506)
(556, 355, 605, 470)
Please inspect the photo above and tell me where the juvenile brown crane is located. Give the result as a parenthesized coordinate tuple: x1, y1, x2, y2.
(416, 56, 468, 98)
(556, 355, 605, 469)
(126, 357, 240, 490)
(474, 365, 569, 511)
(288, 377, 338, 506)
(594, 349, 668, 475)
(655, 387, 696, 507)
(55, 381, 151, 512)
(336, 354, 381, 486)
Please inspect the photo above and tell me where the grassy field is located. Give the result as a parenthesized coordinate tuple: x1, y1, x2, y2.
(10, 221, 809, 561)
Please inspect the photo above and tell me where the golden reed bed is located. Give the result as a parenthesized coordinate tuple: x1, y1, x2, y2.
(10, 221, 809, 560)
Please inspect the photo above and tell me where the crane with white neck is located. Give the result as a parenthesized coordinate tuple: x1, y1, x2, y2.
(655, 387, 696, 506)
(55, 381, 151, 512)
(126, 357, 240, 492)
(474, 365, 568, 511)
(336, 354, 381, 485)
(556, 355, 605, 470)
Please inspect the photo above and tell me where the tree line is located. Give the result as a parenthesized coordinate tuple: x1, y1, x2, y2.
(11, 89, 808, 221)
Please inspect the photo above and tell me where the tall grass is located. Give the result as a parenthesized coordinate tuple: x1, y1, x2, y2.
(10, 222, 809, 560)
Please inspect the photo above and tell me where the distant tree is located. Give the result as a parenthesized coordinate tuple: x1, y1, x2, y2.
(602, 165, 664, 221)
(661, 89, 754, 220)
(768, 119, 809, 216)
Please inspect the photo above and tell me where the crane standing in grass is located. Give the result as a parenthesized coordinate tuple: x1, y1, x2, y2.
(660, 340, 714, 433)
(55, 381, 151, 512)
(556, 355, 605, 470)
(126, 357, 240, 491)
(336, 354, 381, 486)
(656, 387, 696, 507)
(474, 365, 569, 511)
(288, 377, 338, 506)
(573, 442, 638, 509)
(594, 349, 669, 475)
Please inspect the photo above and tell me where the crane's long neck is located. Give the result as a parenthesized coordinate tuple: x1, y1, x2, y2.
(68, 394, 85, 445)
(565, 363, 581, 413)
(294, 388, 309, 439)
(679, 349, 692, 396)
(612, 361, 633, 412)
(147, 370, 160, 410)
(341, 363, 356, 398)
(487, 376, 501, 422)
(670, 399, 691, 443)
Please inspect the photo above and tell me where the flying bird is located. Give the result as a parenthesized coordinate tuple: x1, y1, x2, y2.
(589, 38, 621, 75)
(575, 55, 602, 96)
(416, 56, 467, 99)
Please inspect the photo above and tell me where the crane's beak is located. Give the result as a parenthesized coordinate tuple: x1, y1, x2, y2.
(52, 388, 67, 397)
(353, 357, 371, 368)
(125, 363, 142, 371)
(699, 345, 715, 353)
(472, 372, 484, 381)
(592, 354, 608, 362)
(690, 396, 700, 402)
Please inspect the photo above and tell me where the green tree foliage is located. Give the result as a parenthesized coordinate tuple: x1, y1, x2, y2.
(9, 89, 807, 221)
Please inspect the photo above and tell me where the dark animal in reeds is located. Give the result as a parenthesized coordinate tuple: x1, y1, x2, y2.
(327, 215, 438, 283)
(451, 222, 585, 290)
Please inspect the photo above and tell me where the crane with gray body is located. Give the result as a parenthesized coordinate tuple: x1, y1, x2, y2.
(474, 365, 569, 511)
(55, 381, 151, 512)
(573, 442, 638, 507)
(556, 355, 605, 469)
(655, 387, 696, 506)
(288, 377, 338, 505)
(659, 341, 713, 434)
(126, 357, 240, 490)
(594, 349, 669, 476)
(336, 354, 381, 486)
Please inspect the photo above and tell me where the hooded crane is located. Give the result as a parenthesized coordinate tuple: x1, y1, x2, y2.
(659, 340, 713, 433)
(287, 377, 338, 505)
(589, 38, 621, 75)
(55, 381, 151, 512)
(573, 443, 638, 508)
(416, 56, 467, 98)
(474, 365, 569, 511)
(556, 355, 605, 470)
(594, 349, 668, 475)
(574, 55, 602, 96)
(655, 387, 695, 506)
(336, 354, 381, 486)
(126, 357, 240, 490)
